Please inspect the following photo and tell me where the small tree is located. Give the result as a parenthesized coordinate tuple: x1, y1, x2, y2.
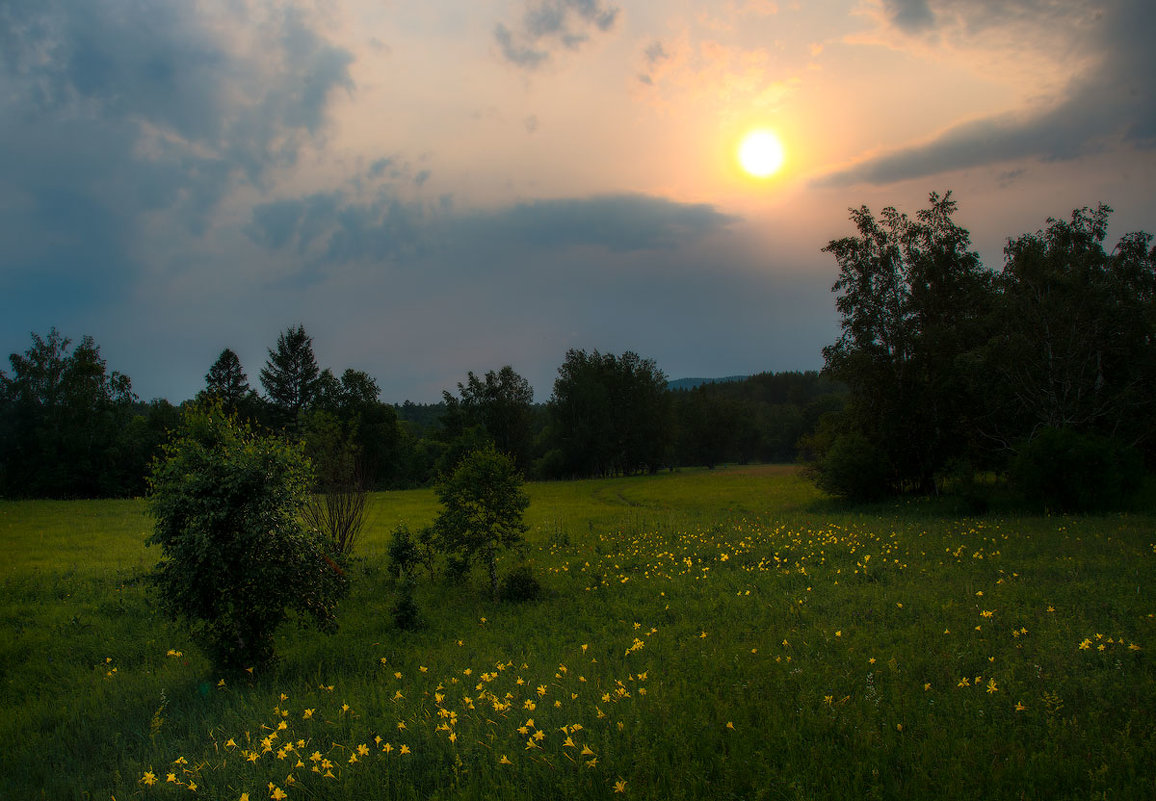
(301, 410, 369, 559)
(433, 444, 530, 601)
(146, 403, 348, 670)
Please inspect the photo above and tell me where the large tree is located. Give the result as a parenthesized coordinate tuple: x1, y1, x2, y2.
(260, 325, 320, 429)
(547, 349, 671, 478)
(818, 191, 995, 495)
(0, 329, 137, 497)
(986, 204, 1156, 452)
(442, 366, 536, 473)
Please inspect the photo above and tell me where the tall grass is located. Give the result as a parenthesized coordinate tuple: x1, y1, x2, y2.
(1, 466, 1153, 799)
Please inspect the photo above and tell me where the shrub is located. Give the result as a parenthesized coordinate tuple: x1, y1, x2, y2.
(811, 430, 892, 502)
(387, 524, 434, 580)
(498, 564, 543, 603)
(146, 403, 348, 671)
(391, 575, 424, 631)
(1010, 427, 1144, 512)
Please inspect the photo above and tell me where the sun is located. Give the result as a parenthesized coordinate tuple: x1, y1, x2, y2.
(737, 129, 785, 178)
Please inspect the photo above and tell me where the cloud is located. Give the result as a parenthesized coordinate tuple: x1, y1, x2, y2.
(0, 0, 355, 303)
(494, 0, 620, 69)
(817, 0, 1154, 186)
(882, 0, 936, 32)
(246, 191, 738, 277)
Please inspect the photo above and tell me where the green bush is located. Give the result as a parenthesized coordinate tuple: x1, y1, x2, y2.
(146, 403, 348, 671)
(387, 524, 434, 580)
(498, 564, 543, 603)
(1010, 427, 1144, 512)
(391, 575, 424, 631)
(811, 430, 892, 502)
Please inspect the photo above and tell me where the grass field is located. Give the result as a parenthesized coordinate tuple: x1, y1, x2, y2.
(2, 465, 1154, 800)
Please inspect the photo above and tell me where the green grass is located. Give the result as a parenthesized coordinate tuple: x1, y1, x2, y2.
(2, 465, 1154, 800)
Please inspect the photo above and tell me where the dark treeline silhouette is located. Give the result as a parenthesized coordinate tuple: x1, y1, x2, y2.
(808, 192, 1155, 510)
(0, 328, 837, 497)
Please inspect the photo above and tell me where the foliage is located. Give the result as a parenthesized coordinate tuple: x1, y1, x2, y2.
(670, 371, 845, 467)
(433, 444, 530, 600)
(386, 523, 435, 580)
(815, 194, 1155, 501)
(301, 410, 369, 558)
(0, 328, 139, 497)
(198, 348, 263, 421)
(546, 349, 671, 478)
(986, 205, 1156, 454)
(315, 368, 408, 489)
(146, 403, 348, 670)
(442, 365, 536, 473)
(819, 191, 994, 494)
(390, 574, 424, 631)
(1010, 427, 1144, 512)
(498, 563, 543, 603)
(809, 428, 892, 503)
(259, 324, 321, 430)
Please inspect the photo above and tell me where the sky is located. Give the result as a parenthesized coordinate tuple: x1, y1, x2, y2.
(2, 0, 1154, 404)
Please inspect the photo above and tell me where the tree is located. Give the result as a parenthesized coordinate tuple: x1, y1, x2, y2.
(312, 367, 405, 489)
(146, 403, 348, 670)
(200, 349, 252, 411)
(0, 328, 137, 497)
(547, 349, 671, 478)
(986, 205, 1156, 453)
(260, 325, 320, 430)
(300, 409, 368, 559)
(442, 366, 536, 473)
(433, 444, 530, 601)
(817, 191, 995, 494)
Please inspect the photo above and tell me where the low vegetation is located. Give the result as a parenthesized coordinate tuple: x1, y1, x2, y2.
(2, 465, 1154, 799)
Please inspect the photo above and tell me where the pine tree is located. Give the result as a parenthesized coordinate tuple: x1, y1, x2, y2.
(260, 325, 320, 429)
(203, 348, 250, 412)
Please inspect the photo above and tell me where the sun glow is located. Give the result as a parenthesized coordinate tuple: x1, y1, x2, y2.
(737, 130, 785, 178)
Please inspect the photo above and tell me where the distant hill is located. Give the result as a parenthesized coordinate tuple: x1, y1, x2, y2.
(667, 376, 749, 391)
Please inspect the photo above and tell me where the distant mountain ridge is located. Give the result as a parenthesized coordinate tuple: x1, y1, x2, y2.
(666, 375, 750, 391)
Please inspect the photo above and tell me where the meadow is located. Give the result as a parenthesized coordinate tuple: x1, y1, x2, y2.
(1, 465, 1154, 800)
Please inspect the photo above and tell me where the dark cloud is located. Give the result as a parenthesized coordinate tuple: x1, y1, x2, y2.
(0, 0, 355, 307)
(247, 192, 738, 272)
(469, 195, 738, 253)
(816, 0, 1155, 186)
(638, 39, 668, 85)
(494, 0, 620, 69)
(883, 0, 936, 32)
(644, 41, 669, 65)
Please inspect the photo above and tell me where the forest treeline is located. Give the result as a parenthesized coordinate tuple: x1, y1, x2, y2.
(0, 325, 842, 499)
(5, 192, 1151, 506)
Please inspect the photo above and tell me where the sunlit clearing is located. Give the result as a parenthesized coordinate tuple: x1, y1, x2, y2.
(738, 130, 785, 178)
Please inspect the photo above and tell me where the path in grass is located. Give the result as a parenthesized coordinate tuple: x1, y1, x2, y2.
(1, 465, 1154, 800)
